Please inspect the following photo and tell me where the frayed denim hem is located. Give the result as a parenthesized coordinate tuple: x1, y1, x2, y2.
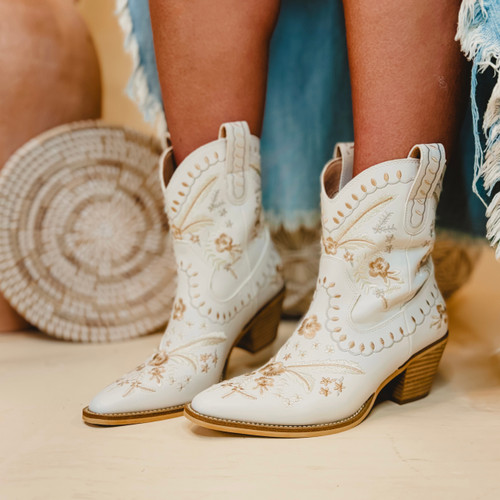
(457, 0, 500, 257)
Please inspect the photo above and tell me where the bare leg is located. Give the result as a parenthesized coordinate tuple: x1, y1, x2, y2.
(149, 0, 280, 164)
(343, 0, 467, 175)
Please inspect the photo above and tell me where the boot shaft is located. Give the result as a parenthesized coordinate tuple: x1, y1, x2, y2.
(155, 122, 284, 330)
(159, 122, 267, 276)
(319, 144, 447, 342)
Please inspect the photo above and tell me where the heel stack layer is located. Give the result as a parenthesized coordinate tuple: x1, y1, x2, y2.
(236, 287, 285, 354)
(390, 334, 448, 405)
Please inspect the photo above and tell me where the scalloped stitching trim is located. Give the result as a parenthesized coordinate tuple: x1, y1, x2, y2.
(324, 171, 413, 232)
(327, 281, 440, 356)
(167, 156, 225, 217)
(179, 241, 282, 324)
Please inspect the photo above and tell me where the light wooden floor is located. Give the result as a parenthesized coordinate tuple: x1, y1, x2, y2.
(1, 249, 499, 500)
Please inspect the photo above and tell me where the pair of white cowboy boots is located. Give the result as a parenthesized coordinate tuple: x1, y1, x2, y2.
(83, 121, 448, 437)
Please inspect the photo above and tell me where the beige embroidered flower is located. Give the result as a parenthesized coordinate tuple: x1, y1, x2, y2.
(215, 233, 235, 253)
(297, 314, 321, 339)
(319, 376, 345, 397)
(334, 378, 345, 394)
(368, 257, 399, 282)
(149, 366, 165, 383)
(149, 351, 169, 366)
(369, 257, 389, 277)
(343, 250, 354, 262)
(431, 304, 447, 329)
(172, 298, 186, 320)
(254, 376, 274, 394)
(170, 225, 182, 240)
(323, 236, 338, 255)
(320, 386, 331, 397)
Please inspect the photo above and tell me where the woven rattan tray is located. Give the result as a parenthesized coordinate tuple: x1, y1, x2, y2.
(0, 121, 176, 341)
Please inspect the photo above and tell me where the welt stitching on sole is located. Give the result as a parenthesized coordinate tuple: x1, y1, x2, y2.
(84, 405, 184, 417)
(186, 401, 369, 430)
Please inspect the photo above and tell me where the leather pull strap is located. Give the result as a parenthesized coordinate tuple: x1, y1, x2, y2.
(219, 121, 251, 203)
(405, 143, 446, 234)
(334, 142, 354, 191)
(333, 142, 354, 161)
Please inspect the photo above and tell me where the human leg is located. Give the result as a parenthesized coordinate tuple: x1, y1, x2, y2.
(149, 0, 280, 163)
(343, 0, 466, 175)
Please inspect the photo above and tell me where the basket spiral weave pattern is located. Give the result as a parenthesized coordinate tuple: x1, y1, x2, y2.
(0, 121, 176, 342)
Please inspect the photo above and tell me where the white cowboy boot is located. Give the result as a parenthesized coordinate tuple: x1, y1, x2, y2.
(82, 122, 285, 425)
(186, 143, 449, 437)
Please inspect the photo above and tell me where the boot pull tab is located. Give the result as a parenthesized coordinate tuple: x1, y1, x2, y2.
(321, 142, 354, 198)
(404, 143, 446, 235)
(219, 121, 251, 204)
(333, 142, 354, 191)
(333, 142, 354, 161)
(158, 134, 174, 193)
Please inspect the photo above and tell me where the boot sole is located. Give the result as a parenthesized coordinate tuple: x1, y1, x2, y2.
(183, 332, 448, 438)
(81, 287, 285, 426)
(82, 404, 184, 426)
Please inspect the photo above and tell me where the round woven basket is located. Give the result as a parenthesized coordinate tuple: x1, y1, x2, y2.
(0, 121, 176, 342)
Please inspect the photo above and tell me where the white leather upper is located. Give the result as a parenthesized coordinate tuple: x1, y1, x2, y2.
(191, 143, 449, 426)
(88, 122, 284, 414)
